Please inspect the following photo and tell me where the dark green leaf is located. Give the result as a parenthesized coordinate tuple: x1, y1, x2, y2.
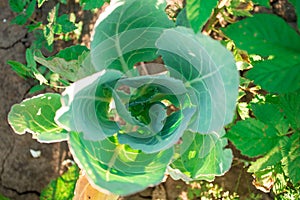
(288, 0, 300, 30)
(8, 0, 26, 12)
(60, 0, 67, 4)
(0, 193, 10, 200)
(226, 118, 284, 157)
(56, 45, 89, 61)
(7, 60, 32, 79)
(28, 84, 46, 94)
(251, 102, 289, 134)
(248, 137, 288, 172)
(53, 14, 77, 34)
(281, 133, 300, 185)
(25, 0, 35, 18)
(252, 0, 271, 8)
(11, 14, 28, 25)
(186, 0, 219, 32)
(40, 165, 79, 200)
(79, 0, 107, 10)
(280, 91, 300, 130)
(32, 29, 53, 51)
(176, 8, 190, 27)
(223, 14, 300, 93)
(26, 22, 42, 32)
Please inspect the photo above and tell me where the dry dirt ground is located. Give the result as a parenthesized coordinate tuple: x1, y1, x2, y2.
(0, 1, 69, 200)
(0, 0, 294, 199)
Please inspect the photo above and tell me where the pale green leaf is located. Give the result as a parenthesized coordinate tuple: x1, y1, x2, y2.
(171, 130, 233, 181)
(223, 14, 300, 93)
(186, 0, 219, 32)
(226, 118, 284, 157)
(55, 70, 122, 141)
(68, 132, 173, 196)
(156, 27, 239, 134)
(8, 93, 68, 143)
(43, 26, 54, 46)
(91, 0, 174, 73)
(34, 45, 92, 81)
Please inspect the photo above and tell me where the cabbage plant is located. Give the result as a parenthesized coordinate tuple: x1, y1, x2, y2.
(8, 0, 239, 196)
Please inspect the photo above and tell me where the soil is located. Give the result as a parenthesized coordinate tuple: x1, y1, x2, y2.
(0, 0, 295, 199)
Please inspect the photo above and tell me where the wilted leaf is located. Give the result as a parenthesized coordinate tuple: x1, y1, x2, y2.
(34, 45, 92, 81)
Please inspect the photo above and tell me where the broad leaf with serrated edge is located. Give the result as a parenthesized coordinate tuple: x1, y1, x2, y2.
(248, 137, 288, 173)
(171, 130, 233, 181)
(69, 132, 173, 195)
(91, 0, 174, 73)
(279, 90, 300, 130)
(281, 133, 300, 185)
(226, 118, 284, 157)
(251, 102, 289, 134)
(156, 27, 239, 134)
(8, 93, 68, 143)
(223, 14, 300, 93)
